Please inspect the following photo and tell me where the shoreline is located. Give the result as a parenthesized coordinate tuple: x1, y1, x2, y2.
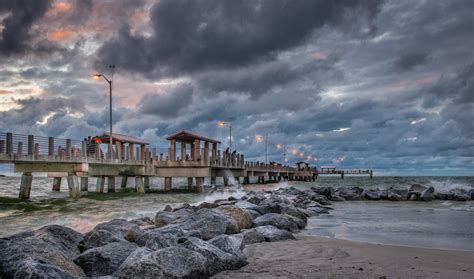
(214, 235, 474, 278)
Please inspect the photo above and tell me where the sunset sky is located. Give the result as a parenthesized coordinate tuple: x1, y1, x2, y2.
(0, 0, 473, 175)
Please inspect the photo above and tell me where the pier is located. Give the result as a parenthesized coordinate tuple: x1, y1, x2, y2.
(0, 130, 373, 199)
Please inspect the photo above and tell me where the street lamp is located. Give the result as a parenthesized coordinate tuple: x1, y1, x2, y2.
(255, 134, 268, 163)
(93, 65, 115, 159)
(276, 143, 287, 164)
(217, 121, 232, 151)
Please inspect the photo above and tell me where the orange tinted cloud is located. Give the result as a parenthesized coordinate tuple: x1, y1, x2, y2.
(0, 89, 13, 95)
(48, 2, 72, 15)
(48, 30, 75, 41)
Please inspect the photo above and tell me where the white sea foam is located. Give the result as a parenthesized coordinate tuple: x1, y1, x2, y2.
(428, 179, 473, 193)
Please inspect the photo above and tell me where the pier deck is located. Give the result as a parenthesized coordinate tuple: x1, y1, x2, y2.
(0, 131, 373, 199)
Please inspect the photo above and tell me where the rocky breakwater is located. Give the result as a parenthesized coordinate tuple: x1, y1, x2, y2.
(312, 184, 474, 202)
(0, 187, 332, 278)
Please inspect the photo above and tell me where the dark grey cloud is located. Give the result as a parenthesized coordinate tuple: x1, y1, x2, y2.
(95, 0, 381, 77)
(393, 52, 429, 72)
(139, 83, 194, 118)
(0, 0, 51, 55)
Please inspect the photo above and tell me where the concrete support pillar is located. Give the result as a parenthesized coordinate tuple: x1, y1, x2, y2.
(341, 172, 344, 179)
(195, 177, 204, 193)
(204, 142, 209, 165)
(81, 177, 88, 191)
(169, 139, 177, 161)
(135, 176, 145, 193)
(121, 176, 128, 188)
(108, 177, 116, 192)
(223, 176, 229, 186)
(116, 141, 122, 159)
(141, 144, 146, 162)
(164, 177, 172, 192)
(52, 177, 61, 191)
(212, 143, 217, 165)
(181, 142, 186, 161)
(96, 177, 105, 193)
(235, 177, 241, 185)
(67, 174, 81, 199)
(370, 171, 373, 179)
(129, 143, 134, 160)
(19, 172, 32, 199)
(144, 177, 150, 190)
(210, 176, 216, 186)
(244, 176, 250, 184)
(194, 139, 201, 161)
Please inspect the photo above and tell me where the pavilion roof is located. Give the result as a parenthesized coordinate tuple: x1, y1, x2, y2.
(98, 132, 149, 145)
(166, 130, 221, 144)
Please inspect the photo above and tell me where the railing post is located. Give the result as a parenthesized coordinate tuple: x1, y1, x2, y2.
(81, 141, 87, 159)
(34, 143, 39, 158)
(48, 137, 54, 157)
(66, 139, 71, 158)
(6, 132, 13, 155)
(28, 135, 34, 157)
(0, 140, 4, 154)
(17, 142, 23, 156)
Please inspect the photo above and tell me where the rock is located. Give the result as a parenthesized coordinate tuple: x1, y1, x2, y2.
(179, 237, 247, 275)
(84, 219, 141, 249)
(196, 201, 218, 209)
(420, 186, 435, 201)
(305, 206, 329, 216)
(34, 225, 84, 259)
(74, 241, 137, 277)
(0, 233, 86, 278)
(172, 203, 193, 212)
(448, 189, 470, 201)
(238, 230, 266, 247)
(335, 187, 364, 200)
(246, 193, 267, 204)
(116, 246, 207, 279)
(364, 189, 382, 200)
(208, 235, 246, 261)
(115, 247, 153, 275)
(280, 204, 308, 221)
(135, 227, 188, 250)
(215, 200, 238, 206)
(387, 192, 403, 201)
(250, 225, 296, 242)
(164, 204, 173, 211)
(155, 211, 178, 227)
(214, 206, 253, 230)
(435, 192, 449, 200)
(469, 189, 474, 200)
(83, 229, 129, 251)
(234, 200, 259, 209)
(253, 213, 301, 232)
(228, 196, 237, 201)
(331, 194, 346, 201)
(175, 208, 239, 240)
(14, 259, 80, 279)
(311, 186, 334, 199)
(129, 216, 154, 226)
(407, 184, 427, 200)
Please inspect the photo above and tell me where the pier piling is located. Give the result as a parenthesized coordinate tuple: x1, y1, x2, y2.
(121, 177, 128, 188)
(80, 177, 88, 191)
(108, 177, 116, 192)
(96, 177, 105, 193)
(52, 177, 61, 191)
(67, 174, 80, 198)
(19, 172, 32, 199)
(135, 176, 145, 193)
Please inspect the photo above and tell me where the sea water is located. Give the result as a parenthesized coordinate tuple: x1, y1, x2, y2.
(0, 164, 472, 251)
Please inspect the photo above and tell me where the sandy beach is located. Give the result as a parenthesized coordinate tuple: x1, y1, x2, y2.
(214, 235, 474, 279)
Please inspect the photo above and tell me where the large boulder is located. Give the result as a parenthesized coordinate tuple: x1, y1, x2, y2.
(84, 219, 141, 249)
(420, 186, 435, 201)
(116, 246, 208, 278)
(34, 225, 84, 259)
(154, 211, 178, 227)
(174, 208, 239, 239)
(311, 186, 334, 199)
(74, 241, 137, 277)
(14, 259, 80, 279)
(245, 192, 267, 205)
(135, 227, 193, 250)
(448, 189, 471, 201)
(304, 206, 330, 216)
(407, 184, 427, 200)
(249, 225, 296, 242)
(335, 187, 364, 200)
(387, 192, 403, 201)
(207, 235, 247, 262)
(179, 237, 247, 275)
(280, 204, 308, 221)
(0, 233, 86, 278)
(253, 213, 302, 232)
(214, 206, 253, 230)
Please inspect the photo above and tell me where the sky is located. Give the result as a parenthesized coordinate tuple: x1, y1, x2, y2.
(0, 0, 473, 175)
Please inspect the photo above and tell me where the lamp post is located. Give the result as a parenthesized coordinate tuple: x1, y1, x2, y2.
(256, 134, 268, 163)
(276, 143, 287, 164)
(218, 121, 232, 151)
(93, 65, 115, 159)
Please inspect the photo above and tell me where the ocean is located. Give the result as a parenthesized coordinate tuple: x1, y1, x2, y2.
(0, 165, 472, 251)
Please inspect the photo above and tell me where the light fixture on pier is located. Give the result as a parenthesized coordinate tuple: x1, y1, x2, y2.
(92, 65, 115, 159)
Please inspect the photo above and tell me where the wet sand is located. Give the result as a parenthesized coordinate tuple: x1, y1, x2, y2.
(214, 235, 474, 279)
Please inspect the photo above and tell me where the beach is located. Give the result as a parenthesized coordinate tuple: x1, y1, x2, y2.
(214, 235, 474, 278)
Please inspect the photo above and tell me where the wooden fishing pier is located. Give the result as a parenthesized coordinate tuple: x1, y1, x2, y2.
(0, 130, 373, 199)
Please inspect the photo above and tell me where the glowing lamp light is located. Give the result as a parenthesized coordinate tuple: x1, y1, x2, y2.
(299, 152, 304, 157)
(255, 135, 264, 142)
(276, 143, 283, 149)
(92, 74, 102, 80)
(291, 148, 298, 155)
(217, 121, 226, 127)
